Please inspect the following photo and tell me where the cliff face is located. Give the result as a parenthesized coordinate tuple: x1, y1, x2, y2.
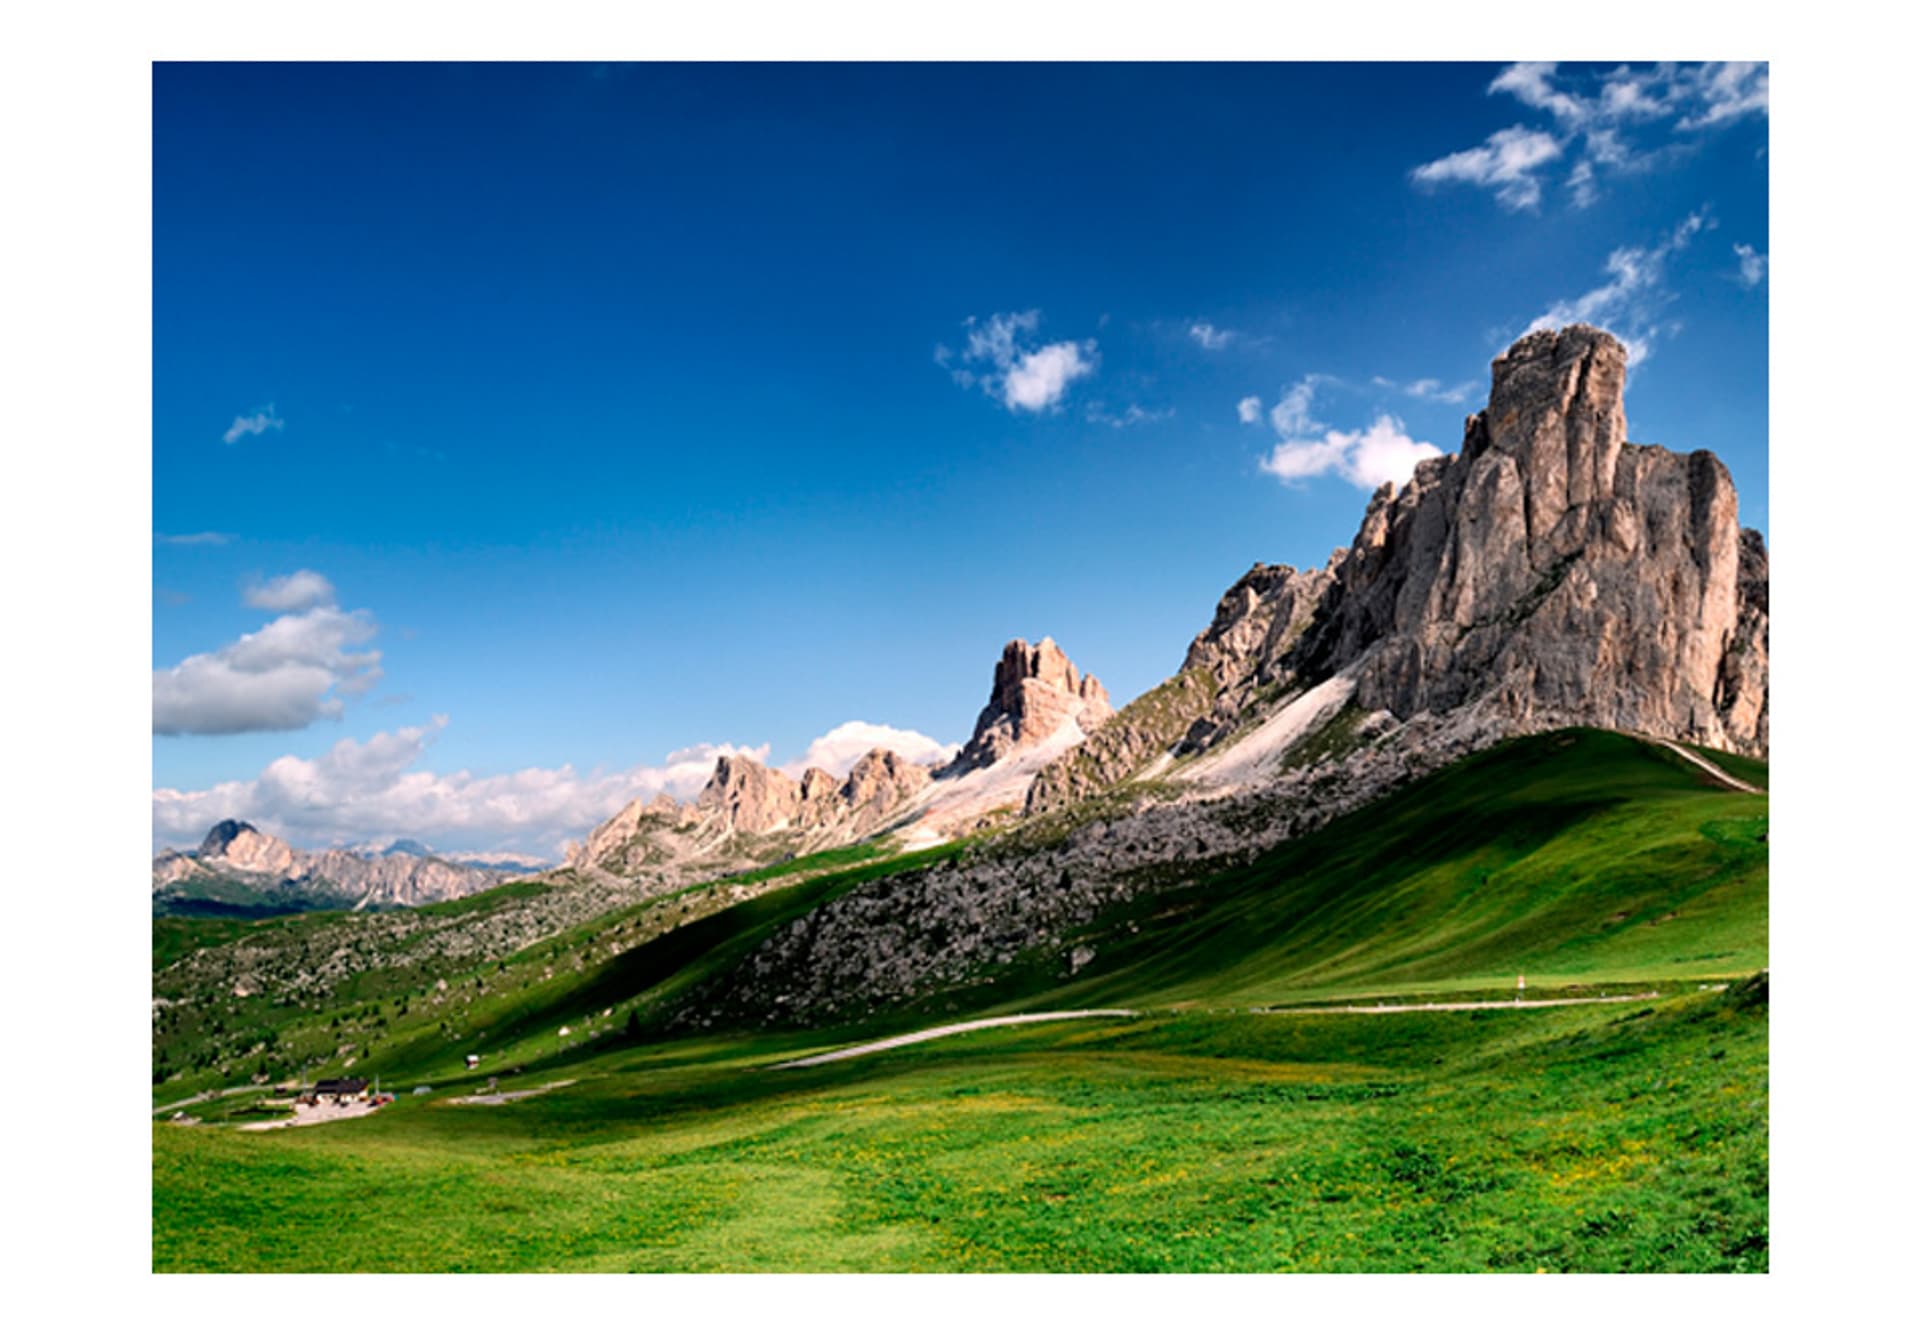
(946, 637, 1113, 774)
(1029, 324, 1768, 814)
(1303, 325, 1767, 754)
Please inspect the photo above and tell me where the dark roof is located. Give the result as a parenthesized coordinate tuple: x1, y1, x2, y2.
(313, 1078, 369, 1095)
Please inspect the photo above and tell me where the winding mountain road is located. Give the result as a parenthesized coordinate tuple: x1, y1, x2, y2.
(768, 1010, 1139, 1069)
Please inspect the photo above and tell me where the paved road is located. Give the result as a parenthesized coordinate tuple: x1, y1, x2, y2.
(769, 1009, 1139, 1069)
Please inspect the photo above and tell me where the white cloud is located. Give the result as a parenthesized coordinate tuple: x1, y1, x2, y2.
(945, 311, 1098, 413)
(1004, 341, 1096, 411)
(1260, 414, 1442, 492)
(1677, 63, 1770, 131)
(1567, 159, 1600, 209)
(153, 717, 961, 857)
(1189, 321, 1236, 351)
(1373, 375, 1476, 405)
(1489, 62, 1590, 125)
(1525, 211, 1713, 364)
(243, 569, 336, 613)
(1410, 125, 1563, 211)
(1416, 63, 1768, 212)
(1236, 396, 1263, 425)
(780, 721, 957, 777)
(1087, 402, 1172, 429)
(155, 531, 234, 546)
(153, 591, 383, 735)
(222, 404, 284, 444)
(1734, 242, 1768, 288)
(151, 722, 772, 857)
(1268, 375, 1326, 435)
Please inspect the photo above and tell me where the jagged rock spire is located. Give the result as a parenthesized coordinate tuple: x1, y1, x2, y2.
(947, 636, 1113, 774)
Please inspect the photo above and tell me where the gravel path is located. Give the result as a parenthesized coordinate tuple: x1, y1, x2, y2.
(1254, 991, 1665, 1016)
(769, 1010, 1139, 1069)
(1646, 736, 1765, 795)
(445, 1079, 576, 1106)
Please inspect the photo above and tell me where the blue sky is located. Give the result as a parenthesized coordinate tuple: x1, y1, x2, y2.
(152, 61, 1768, 855)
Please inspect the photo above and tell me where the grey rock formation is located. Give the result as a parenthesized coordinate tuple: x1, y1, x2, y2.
(1031, 324, 1767, 821)
(1300, 325, 1767, 755)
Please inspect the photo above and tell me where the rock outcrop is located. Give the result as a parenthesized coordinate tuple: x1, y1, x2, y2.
(570, 747, 932, 877)
(1297, 325, 1767, 755)
(1030, 325, 1767, 816)
(947, 637, 1113, 774)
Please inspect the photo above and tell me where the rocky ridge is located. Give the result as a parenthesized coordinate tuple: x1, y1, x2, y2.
(568, 747, 934, 879)
(153, 821, 521, 912)
(570, 636, 1113, 878)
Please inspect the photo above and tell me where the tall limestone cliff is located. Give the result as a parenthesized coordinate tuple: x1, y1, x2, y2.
(1030, 324, 1768, 813)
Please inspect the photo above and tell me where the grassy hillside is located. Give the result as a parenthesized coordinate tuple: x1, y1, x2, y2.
(978, 728, 1765, 1014)
(154, 730, 1764, 1097)
(154, 982, 1767, 1272)
(152, 728, 1767, 1271)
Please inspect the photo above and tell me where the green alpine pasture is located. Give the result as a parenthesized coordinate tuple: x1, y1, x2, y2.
(153, 729, 1768, 1272)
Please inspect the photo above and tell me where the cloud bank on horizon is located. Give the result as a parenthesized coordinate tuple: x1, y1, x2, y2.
(153, 713, 959, 858)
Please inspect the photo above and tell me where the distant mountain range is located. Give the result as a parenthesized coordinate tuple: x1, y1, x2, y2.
(151, 821, 547, 917)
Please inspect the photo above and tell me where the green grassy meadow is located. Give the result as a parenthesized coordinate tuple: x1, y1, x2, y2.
(152, 730, 1767, 1272)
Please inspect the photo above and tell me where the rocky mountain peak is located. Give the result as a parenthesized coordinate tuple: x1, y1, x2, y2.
(696, 753, 803, 835)
(844, 747, 933, 809)
(1029, 324, 1768, 815)
(948, 636, 1114, 774)
(197, 818, 258, 858)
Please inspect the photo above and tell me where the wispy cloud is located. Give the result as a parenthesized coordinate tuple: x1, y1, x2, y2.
(155, 531, 235, 546)
(222, 404, 284, 444)
(1260, 415, 1442, 492)
(1267, 375, 1328, 436)
(1525, 211, 1713, 364)
(1413, 62, 1768, 212)
(1733, 242, 1768, 288)
(243, 569, 336, 613)
(1411, 125, 1564, 211)
(1371, 375, 1478, 405)
(939, 310, 1098, 413)
(152, 575, 383, 735)
(1087, 402, 1173, 429)
(1188, 321, 1237, 351)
